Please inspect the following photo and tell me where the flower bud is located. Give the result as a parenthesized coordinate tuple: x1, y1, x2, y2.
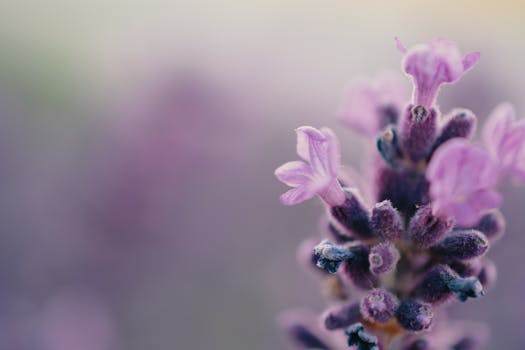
(330, 190, 373, 240)
(412, 265, 484, 304)
(341, 245, 377, 290)
(408, 205, 453, 248)
(323, 302, 361, 330)
(345, 323, 379, 350)
(370, 200, 404, 242)
(430, 230, 489, 261)
(369, 243, 400, 275)
(473, 210, 505, 242)
(431, 108, 477, 155)
(395, 299, 433, 331)
(360, 289, 399, 323)
(313, 240, 354, 273)
(400, 105, 437, 161)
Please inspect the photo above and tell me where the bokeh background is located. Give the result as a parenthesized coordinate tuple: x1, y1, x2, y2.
(0, 1, 524, 349)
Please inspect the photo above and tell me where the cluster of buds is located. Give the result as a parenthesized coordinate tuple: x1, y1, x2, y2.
(275, 39, 524, 349)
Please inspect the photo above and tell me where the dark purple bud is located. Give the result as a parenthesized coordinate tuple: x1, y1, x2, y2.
(400, 105, 437, 161)
(412, 265, 484, 304)
(369, 243, 400, 275)
(395, 299, 433, 331)
(377, 126, 403, 167)
(323, 302, 361, 330)
(430, 230, 489, 261)
(341, 245, 377, 290)
(408, 205, 453, 248)
(449, 259, 482, 278)
(313, 240, 354, 274)
(473, 210, 505, 242)
(403, 339, 430, 350)
(330, 190, 373, 240)
(477, 259, 497, 290)
(360, 288, 399, 323)
(370, 200, 404, 242)
(345, 323, 379, 350)
(431, 108, 477, 155)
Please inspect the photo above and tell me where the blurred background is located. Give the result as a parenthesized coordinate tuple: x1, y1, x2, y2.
(0, 0, 524, 349)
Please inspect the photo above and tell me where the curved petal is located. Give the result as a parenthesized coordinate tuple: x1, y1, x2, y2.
(279, 186, 316, 206)
(274, 161, 312, 187)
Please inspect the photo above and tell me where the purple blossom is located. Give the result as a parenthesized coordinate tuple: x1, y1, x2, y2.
(275, 126, 345, 206)
(396, 38, 480, 108)
(426, 139, 501, 226)
(482, 102, 525, 180)
(339, 74, 408, 136)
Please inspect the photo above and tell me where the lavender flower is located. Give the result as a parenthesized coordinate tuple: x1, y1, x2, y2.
(427, 139, 501, 226)
(396, 38, 480, 108)
(482, 102, 525, 180)
(339, 74, 408, 136)
(275, 126, 345, 206)
(276, 38, 518, 349)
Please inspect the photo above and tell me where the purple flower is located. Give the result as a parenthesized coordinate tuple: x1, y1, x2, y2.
(396, 38, 480, 108)
(339, 73, 408, 136)
(426, 139, 501, 226)
(482, 102, 525, 180)
(275, 126, 345, 206)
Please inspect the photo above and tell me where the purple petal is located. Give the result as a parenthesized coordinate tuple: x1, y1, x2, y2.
(274, 161, 313, 187)
(427, 139, 501, 225)
(279, 186, 316, 206)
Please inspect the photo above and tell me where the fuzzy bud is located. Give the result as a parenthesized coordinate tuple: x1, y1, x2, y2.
(430, 230, 489, 261)
(401, 105, 437, 161)
(408, 205, 453, 248)
(395, 299, 433, 331)
(330, 190, 373, 240)
(323, 302, 361, 330)
(313, 240, 353, 273)
(412, 265, 484, 304)
(431, 108, 477, 155)
(345, 323, 379, 350)
(370, 200, 404, 242)
(369, 242, 400, 275)
(360, 289, 399, 323)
